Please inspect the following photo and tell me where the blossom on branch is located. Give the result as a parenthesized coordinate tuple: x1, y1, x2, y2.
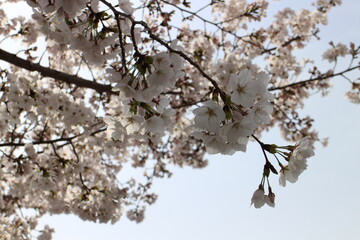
(279, 137, 315, 187)
(0, 0, 357, 237)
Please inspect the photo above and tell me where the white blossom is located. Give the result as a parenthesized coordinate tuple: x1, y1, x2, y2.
(118, 0, 134, 15)
(0, 0, 351, 236)
(250, 186, 266, 209)
(229, 69, 261, 107)
(264, 192, 275, 207)
(221, 116, 257, 142)
(250, 100, 273, 124)
(322, 43, 348, 62)
(193, 100, 225, 133)
(279, 137, 315, 187)
(54, 0, 88, 18)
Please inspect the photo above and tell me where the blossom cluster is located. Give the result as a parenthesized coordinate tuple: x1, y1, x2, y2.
(279, 137, 315, 187)
(192, 69, 273, 155)
(322, 42, 348, 62)
(250, 136, 315, 208)
(0, 0, 357, 238)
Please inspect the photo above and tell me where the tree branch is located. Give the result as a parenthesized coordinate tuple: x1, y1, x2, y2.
(262, 36, 302, 54)
(0, 48, 116, 94)
(0, 128, 106, 148)
(268, 65, 360, 91)
(100, 0, 229, 102)
(160, 0, 248, 41)
(0, 135, 79, 147)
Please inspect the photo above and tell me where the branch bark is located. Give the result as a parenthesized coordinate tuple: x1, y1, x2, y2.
(268, 65, 360, 91)
(0, 128, 106, 148)
(100, 0, 228, 102)
(0, 48, 116, 95)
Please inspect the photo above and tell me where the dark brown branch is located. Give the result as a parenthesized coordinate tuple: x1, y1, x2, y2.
(268, 65, 360, 91)
(0, 135, 79, 147)
(139, 21, 227, 100)
(262, 36, 302, 54)
(100, 0, 228, 102)
(113, 12, 128, 73)
(0, 128, 106, 148)
(0, 48, 116, 94)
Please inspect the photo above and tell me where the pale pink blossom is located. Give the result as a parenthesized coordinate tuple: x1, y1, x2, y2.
(251, 186, 266, 209)
(229, 69, 261, 108)
(193, 101, 225, 133)
(279, 137, 314, 187)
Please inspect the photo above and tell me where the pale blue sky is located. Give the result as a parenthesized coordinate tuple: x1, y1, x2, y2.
(2, 0, 359, 239)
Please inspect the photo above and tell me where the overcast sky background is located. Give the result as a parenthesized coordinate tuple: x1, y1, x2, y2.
(2, 0, 360, 239)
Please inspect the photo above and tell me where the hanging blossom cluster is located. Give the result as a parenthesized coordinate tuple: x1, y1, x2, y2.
(0, 0, 358, 238)
(251, 136, 315, 208)
(193, 69, 273, 155)
(106, 46, 184, 146)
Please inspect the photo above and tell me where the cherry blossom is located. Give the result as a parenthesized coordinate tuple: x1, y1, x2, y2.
(250, 186, 266, 209)
(229, 69, 262, 107)
(0, 0, 358, 237)
(193, 100, 225, 133)
(279, 137, 315, 187)
(264, 192, 276, 208)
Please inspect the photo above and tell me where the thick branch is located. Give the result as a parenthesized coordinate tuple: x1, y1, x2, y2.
(0, 135, 78, 147)
(0, 48, 116, 94)
(268, 65, 360, 91)
(0, 128, 106, 148)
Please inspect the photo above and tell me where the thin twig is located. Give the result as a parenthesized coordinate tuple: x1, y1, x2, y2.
(269, 65, 360, 91)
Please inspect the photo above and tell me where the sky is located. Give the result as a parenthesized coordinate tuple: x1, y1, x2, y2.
(2, 0, 360, 239)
